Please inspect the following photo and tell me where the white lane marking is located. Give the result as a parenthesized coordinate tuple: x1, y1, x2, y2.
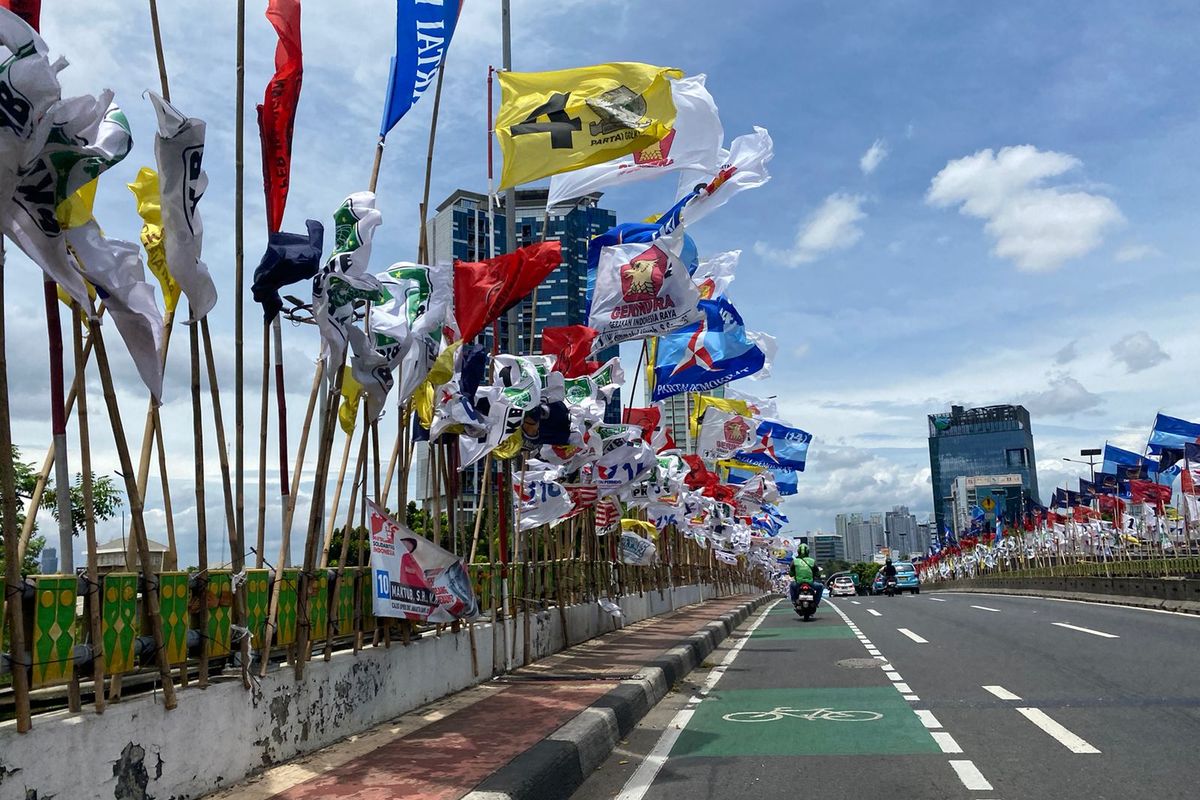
(898, 628, 928, 643)
(615, 600, 779, 800)
(949, 760, 994, 791)
(1052, 622, 1119, 639)
(903, 694, 920, 701)
(932, 731, 963, 753)
(867, 649, 882, 656)
(867, 609, 882, 617)
(970, 605, 1001, 612)
(885, 671, 903, 682)
(1016, 707, 1101, 754)
(914, 709, 943, 729)
(927, 597, 947, 602)
(982, 684, 1022, 701)
(938, 591, 1200, 618)
(851, 600, 861, 605)
(894, 682, 912, 693)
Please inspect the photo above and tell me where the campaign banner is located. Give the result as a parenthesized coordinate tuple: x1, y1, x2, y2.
(368, 500, 478, 623)
(619, 530, 658, 565)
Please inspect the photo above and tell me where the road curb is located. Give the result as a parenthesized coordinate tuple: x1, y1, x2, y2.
(462, 593, 774, 800)
(930, 586, 1200, 615)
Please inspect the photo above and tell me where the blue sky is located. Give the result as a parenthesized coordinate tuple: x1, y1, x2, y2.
(13, 0, 1200, 565)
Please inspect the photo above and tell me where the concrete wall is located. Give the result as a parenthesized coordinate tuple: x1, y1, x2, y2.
(0, 583, 747, 800)
(931, 576, 1200, 613)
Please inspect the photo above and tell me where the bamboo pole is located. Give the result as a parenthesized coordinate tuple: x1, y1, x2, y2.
(191, 316, 210, 688)
(259, 358, 323, 676)
(320, 429, 355, 568)
(256, 323, 269, 567)
(42, 280, 73, 576)
(380, 427, 402, 509)
(327, 414, 369, 660)
(1, 246, 32, 732)
(272, 318, 289, 561)
(467, 455, 493, 565)
(200, 319, 248, 687)
(72, 304, 106, 714)
(234, 0, 247, 604)
(87, 302, 176, 708)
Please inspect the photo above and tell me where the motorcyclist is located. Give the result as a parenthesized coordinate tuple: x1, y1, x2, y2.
(789, 543, 824, 607)
(882, 558, 898, 591)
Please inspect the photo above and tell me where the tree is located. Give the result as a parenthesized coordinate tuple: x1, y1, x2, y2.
(0, 445, 124, 575)
(851, 561, 882, 589)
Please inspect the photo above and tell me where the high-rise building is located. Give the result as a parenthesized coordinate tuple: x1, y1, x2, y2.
(884, 505, 918, 556)
(799, 531, 845, 563)
(415, 188, 622, 511)
(835, 512, 886, 562)
(928, 404, 1039, 536)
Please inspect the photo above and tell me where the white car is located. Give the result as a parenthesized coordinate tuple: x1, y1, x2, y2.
(829, 576, 857, 597)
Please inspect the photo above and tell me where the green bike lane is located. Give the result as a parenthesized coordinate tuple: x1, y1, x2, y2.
(585, 599, 971, 800)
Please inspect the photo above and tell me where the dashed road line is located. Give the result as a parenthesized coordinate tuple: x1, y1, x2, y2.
(931, 731, 963, 753)
(885, 671, 903, 682)
(982, 685, 1022, 701)
(867, 609, 882, 617)
(914, 709, 943, 729)
(894, 682, 913, 693)
(850, 600, 861, 605)
(613, 600, 780, 800)
(1052, 622, 1119, 639)
(970, 604, 1001, 612)
(949, 760, 994, 791)
(1016, 707, 1101, 754)
(903, 694, 920, 701)
(898, 627, 928, 643)
(927, 596, 947, 602)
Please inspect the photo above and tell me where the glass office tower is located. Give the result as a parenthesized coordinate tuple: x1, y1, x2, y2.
(927, 404, 1040, 535)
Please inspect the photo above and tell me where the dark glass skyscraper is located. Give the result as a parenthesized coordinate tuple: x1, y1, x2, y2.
(927, 404, 1040, 535)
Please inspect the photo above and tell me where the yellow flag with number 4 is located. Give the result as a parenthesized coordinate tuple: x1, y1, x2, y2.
(496, 62, 683, 189)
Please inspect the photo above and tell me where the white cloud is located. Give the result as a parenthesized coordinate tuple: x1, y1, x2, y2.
(1053, 340, 1078, 365)
(754, 192, 867, 267)
(790, 445, 933, 522)
(792, 342, 811, 359)
(859, 138, 889, 175)
(1020, 374, 1102, 417)
(1114, 243, 1162, 262)
(1110, 331, 1169, 373)
(926, 145, 1124, 271)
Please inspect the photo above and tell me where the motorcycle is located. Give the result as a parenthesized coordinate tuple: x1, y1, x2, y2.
(793, 581, 818, 621)
(884, 577, 898, 597)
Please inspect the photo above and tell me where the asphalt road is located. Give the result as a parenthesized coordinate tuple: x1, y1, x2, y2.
(572, 590, 1200, 800)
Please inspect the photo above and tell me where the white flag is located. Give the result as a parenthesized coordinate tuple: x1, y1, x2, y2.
(312, 192, 383, 362)
(588, 227, 702, 351)
(697, 409, 757, 463)
(546, 74, 723, 209)
(693, 249, 739, 299)
(0, 9, 61, 204)
(150, 92, 217, 321)
(371, 261, 451, 402)
(672, 126, 773, 228)
(66, 221, 164, 400)
(596, 438, 656, 498)
(5, 92, 131, 309)
(513, 467, 574, 531)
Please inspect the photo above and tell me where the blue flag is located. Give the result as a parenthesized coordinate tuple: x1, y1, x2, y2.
(727, 465, 797, 496)
(652, 296, 768, 401)
(1147, 413, 1200, 454)
(380, 0, 462, 136)
(1101, 443, 1152, 476)
(734, 419, 812, 473)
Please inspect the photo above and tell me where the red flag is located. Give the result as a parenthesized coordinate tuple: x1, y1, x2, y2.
(0, 0, 40, 29)
(1098, 494, 1125, 515)
(257, 0, 303, 233)
(454, 242, 562, 342)
(542, 324, 599, 377)
(682, 454, 720, 492)
(1129, 479, 1171, 506)
(624, 406, 661, 441)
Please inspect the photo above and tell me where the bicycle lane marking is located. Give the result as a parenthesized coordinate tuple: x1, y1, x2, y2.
(827, 599, 999, 793)
(614, 599, 780, 800)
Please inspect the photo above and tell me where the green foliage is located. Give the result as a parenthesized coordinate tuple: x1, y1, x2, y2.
(823, 559, 853, 575)
(0, 445, 124, 576)
(327, 524, 370, 568)
(851, 561, 882, 588)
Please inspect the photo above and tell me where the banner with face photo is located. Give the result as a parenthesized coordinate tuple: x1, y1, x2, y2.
(367, 500, 478, 623)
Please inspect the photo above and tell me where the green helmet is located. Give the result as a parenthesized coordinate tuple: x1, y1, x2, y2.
(797, 543, 810, 558)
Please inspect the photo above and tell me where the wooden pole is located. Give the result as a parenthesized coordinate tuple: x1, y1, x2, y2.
(88, 301, 176, 708)
(234, 0, 247, 602)
(380, 428, 402, 509)
(200, 318, 248, 687)
(467, 454, 493, 565)
(320, 428, 355, 568)
(258, 358, 323, 676)
(191, 315, 210, 687)
(71, 305, 106, 713)
(1, 245, 32, 732)
(327, 415, 368, 659)
(42, 280, 73, 575)
(272, 318, 289, 561)
(256, 323, 269, 567)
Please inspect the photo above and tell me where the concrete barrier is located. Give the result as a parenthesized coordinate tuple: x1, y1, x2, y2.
(0, 583, 752, 800)
(931, 575, 1200, 615)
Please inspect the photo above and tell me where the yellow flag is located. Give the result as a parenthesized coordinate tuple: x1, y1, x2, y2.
(621, 519, 658, 539)
(413, 341, 463, 429)
(493, 429, 523, 460)
(689, 394, 754, 438)
(645, 337, 658, 399)
(496, 62, 683, 189)
(338, 366, 363, 434)
(57, 179, 98, 230)
(127, 167, 181, 314)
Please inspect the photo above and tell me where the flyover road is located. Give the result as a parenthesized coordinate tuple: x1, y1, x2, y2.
(572, 591, 1200, 800)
